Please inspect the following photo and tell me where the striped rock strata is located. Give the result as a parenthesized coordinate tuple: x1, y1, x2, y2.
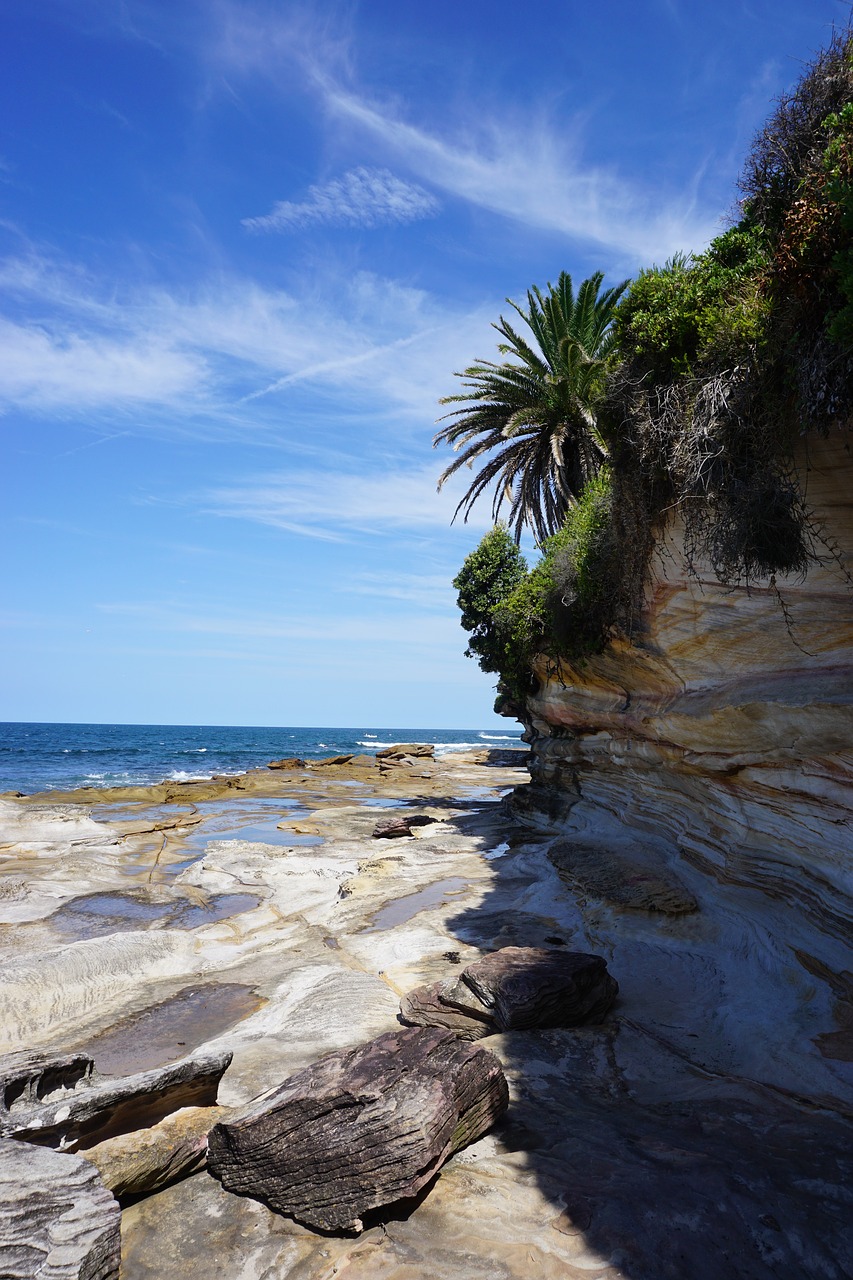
(514, 428, 853, 1111)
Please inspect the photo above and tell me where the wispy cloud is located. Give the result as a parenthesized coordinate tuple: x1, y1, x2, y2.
(0, 248, 494, 428)
(93, 598, 461, 649)
(344, 571, 457, 611)
(243, 167, 439, 232)
(320, 83, 720, 262)
(203, 4, 722, 263)
(0, 316, 204, 412)
(200, 463, 494, 540)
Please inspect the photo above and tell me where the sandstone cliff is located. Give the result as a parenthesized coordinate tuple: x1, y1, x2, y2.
(514, 427, 853, 1108)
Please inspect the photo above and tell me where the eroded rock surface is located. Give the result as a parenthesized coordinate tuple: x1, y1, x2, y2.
(0, 1048, 231, 1150)
(207, 1025, 509, 1232)
(400, 945, 617, 1038)
(0, 1136, 120, 1279)
(2, 743, 851, 1278)
(548, 840, 699, 914)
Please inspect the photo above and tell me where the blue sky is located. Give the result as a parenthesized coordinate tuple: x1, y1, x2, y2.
(1, 0, 847, 728)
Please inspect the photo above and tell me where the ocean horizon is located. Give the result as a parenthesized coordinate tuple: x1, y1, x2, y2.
(0, 721, 525, 795)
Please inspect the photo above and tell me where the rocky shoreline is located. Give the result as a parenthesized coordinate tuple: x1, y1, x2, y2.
(1, 746, 851, 1278)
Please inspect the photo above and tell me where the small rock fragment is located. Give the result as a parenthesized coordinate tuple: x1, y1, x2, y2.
(372, 816, 414, 838)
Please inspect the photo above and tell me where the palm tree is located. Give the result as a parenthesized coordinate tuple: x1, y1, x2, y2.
(434, 271, 628, 544)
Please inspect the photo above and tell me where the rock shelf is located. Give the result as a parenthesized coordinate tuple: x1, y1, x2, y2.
(0, 743, 851, 1278)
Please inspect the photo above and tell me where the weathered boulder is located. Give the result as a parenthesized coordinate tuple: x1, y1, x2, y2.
(267, 757, 306, 770)
(0, 1136, 120, 1279)
(82, 1105, 225, 1200)
(0, 1049, 232, 1151)
(310, 754, 354, 767)
(400, 946, 618, 1038)
(375, 743, 434, 762)
(372, 816, 414, 838)
(206, 1025, 508, 1233)
(372, 813, 443, 837)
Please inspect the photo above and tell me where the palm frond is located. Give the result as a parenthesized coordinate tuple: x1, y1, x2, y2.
(433, 269, 630, 540)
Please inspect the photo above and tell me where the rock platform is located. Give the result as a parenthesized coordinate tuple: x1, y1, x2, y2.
(0, 743, 851, 1278)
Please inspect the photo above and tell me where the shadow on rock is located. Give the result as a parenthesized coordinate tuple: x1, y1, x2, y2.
(440, 795, 853, 1280)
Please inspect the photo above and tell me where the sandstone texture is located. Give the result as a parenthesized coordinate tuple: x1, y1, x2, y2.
(207, 1025, 509, 1232)
(1, 735, 851, 1277)
(0, 1137, 120, 1279)
(400, 945, 617, 1038)
(516, 430, 853, 1111)
(83, 1105, 224, 1199)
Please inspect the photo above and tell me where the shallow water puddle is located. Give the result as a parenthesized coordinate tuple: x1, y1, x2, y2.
(181, 798, 323, 850)
(49, 890, 262, 939)
(84, 982, 264, 1076)
(365, 877, 469, 931)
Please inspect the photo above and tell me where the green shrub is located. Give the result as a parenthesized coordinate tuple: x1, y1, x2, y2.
(452, 525, 528, 686)
(453, 472, 622, 702)
(614, 223, 770, 380)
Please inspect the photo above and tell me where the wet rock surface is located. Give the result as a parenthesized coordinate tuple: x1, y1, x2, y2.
(207, 1025, 509, 1233)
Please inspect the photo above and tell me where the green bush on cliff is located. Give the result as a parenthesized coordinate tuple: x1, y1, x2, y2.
(452, 525, 529, 691)
(454, 471, 623, 699)
(614, 224, 771, 381)
(448, 29, 853, 695)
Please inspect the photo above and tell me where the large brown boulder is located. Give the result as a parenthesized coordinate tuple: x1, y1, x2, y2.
(206, 1025, 508, 1233)
(400, 946, 617, 1039)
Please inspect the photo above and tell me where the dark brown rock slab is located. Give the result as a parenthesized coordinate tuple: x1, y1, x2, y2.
(400, 946, 618, 1037)
(0, 1049, 232, 1151)
(0, 1136, 121, 1279)
(206, 1025, 508, 1233)
(267, 757, 306, 770)
(372, 816, 414, 839)
(548, 840, 699, 915)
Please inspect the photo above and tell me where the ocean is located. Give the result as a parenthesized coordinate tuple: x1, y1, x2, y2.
(0, 722, 525, 795)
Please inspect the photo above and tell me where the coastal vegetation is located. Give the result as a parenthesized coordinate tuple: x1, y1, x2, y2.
(434, 271, 628, 544)
(438, 29, 853, 702)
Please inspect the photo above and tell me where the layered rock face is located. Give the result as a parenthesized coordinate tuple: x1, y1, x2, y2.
(516, 429, 853, 1106)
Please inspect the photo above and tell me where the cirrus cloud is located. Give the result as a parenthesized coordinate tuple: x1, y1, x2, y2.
(242, 166, 440, 232)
